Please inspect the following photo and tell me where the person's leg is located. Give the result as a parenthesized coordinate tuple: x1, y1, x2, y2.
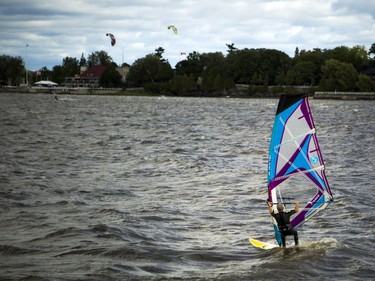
(281, 234, 286, 247)
(290, 229, 298, 245)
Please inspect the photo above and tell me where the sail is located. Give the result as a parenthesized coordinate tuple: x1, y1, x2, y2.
(267, 94, 333, 243)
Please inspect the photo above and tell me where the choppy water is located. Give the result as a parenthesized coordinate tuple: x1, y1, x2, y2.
(0, 93, 374, 281)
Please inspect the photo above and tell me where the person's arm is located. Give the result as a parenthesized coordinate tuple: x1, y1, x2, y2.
(294, 201, 299, 212)
(268, 201, 274, 214)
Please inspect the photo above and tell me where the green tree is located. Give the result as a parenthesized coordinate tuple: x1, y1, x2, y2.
(356, 74, 374, 91)
(367, 43, 375, 67)
(325, 46, 351, 63)
(319, 59, 358, 91)
(369, 43, 375, 56)
(293, 48, 325, 85)
(349, 45, 369, 69)
(287, 61, 316, 85)
(294, 47, 299, 58)
(0, 55, 24, 85)
(175, 51, 204, 79)
(79, 53, 87, 67)
(275, 72, 287, 85)
(51, 65, 65, 84)
(225, 49, 258, 84)
(37, 66, 52, 82)
(88, 51, 114, 67)
(62, 56, 80, 76)
(200, 52, 231, 93)
(127, 54, 173, 87)
(169, 74, 196, 95)
(251, 72, 263, 85)
(226, 48, 291, 85)
(256, 48, 291, 85)
(324, 45, 369, 69)
(99, 68, 123, 87)
(155, 62, 173, 82)
(226, 43, 238, 54)
(154, 47, 167, 63)
(50, 56, 79, 84)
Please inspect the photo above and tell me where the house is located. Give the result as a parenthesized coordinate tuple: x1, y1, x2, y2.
(64, 65, 106, 88)
(64, 65, 130, 88)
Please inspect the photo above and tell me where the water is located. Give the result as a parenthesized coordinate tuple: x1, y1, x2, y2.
(0, 93, 374, 280)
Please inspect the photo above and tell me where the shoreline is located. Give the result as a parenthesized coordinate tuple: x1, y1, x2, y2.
(1, 87, 375, 100)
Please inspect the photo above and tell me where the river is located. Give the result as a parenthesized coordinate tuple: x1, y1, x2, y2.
(0, 93, 374, 280)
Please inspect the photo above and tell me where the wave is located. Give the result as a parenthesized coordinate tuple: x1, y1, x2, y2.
(0, 245, 41, 256)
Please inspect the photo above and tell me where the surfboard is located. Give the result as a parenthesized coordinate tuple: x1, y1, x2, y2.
(249, 238, 279, 250)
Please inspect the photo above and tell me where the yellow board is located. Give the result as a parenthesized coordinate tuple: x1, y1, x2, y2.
(249, 238, 279, 250)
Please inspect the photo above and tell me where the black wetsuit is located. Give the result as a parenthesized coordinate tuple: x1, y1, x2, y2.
(271, 210, 299, 247)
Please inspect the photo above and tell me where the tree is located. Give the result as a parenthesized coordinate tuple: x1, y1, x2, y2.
(154, 47, 167, 63)
(127, 54, 173, 87)
(294, 47, 299, 58)
(155, 62, 173, 82)
(369, 43, 375, 56)
(62, 56, 80, 76)
(200, 52, 228, 92)
(51, 65, 65, 84)
(349, 45, 369, 69)
(356, 74, 374, 91)
(287, 61, 316, 85)
(79, 53, 87, 67)
(142, 55, 163, 83)
(38, 66, 52, 82)
(126, 57, 149, 86)
(319, 59, 358, 91)
(0, 55, 24, 85)
(251, 72, 263, 85)
(50, 56, 79, 84)
(169, 74, 196, 95)
(226, 48, 291, 86)
(99, 68, 123, 87)
(293, 48, 325, 85)
(226, 43, 238, 54)
(225, 49, 258, 84)
(324, 45, 369, 69)
(253, 49, 292, 86)
(175, 51, 204, 79)
(368, 43, 375, 67)
(88, 51, 114, 67)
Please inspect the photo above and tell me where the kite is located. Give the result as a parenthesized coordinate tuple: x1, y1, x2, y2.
(106, 33, 116, 46)
(167, 25, 178, 35)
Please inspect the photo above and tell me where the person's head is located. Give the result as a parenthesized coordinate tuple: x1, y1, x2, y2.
(277, 203, 284, 212)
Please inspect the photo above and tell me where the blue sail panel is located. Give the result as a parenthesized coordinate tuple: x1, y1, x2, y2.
(267, 94, 333, 243)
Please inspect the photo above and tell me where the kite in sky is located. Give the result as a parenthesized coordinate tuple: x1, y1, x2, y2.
(167, 25, 178, 35)
(106, 33, 116, 46)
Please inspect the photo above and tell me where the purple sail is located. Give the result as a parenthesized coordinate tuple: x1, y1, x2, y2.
(267, 94, 333, 245)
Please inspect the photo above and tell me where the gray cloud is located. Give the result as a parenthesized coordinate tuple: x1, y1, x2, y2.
(1, 0, 374, 70)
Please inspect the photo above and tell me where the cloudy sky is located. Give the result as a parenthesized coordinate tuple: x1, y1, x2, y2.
(1, 0, 374, 71)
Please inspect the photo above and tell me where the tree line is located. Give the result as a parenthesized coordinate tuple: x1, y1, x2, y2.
(1, 44, 375, 96)
(0, 51, 123, 88)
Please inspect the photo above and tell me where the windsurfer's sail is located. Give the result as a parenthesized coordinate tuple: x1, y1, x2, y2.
(267, 94, 333, 244)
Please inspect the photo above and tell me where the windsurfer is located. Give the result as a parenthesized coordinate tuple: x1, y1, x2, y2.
(268, 201, 299, 247)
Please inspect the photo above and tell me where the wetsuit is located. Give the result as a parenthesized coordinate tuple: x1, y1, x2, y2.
(271, 210, 299, 247)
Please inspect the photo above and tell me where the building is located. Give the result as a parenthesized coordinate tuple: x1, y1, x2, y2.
(64, 65, 106, 88)
(64, 65, 129, 88)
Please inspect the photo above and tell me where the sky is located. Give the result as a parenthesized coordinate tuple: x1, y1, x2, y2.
(1, 0, 374, 71)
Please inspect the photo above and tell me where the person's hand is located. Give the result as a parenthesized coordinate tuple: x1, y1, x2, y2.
(268, 201, 273, 207)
